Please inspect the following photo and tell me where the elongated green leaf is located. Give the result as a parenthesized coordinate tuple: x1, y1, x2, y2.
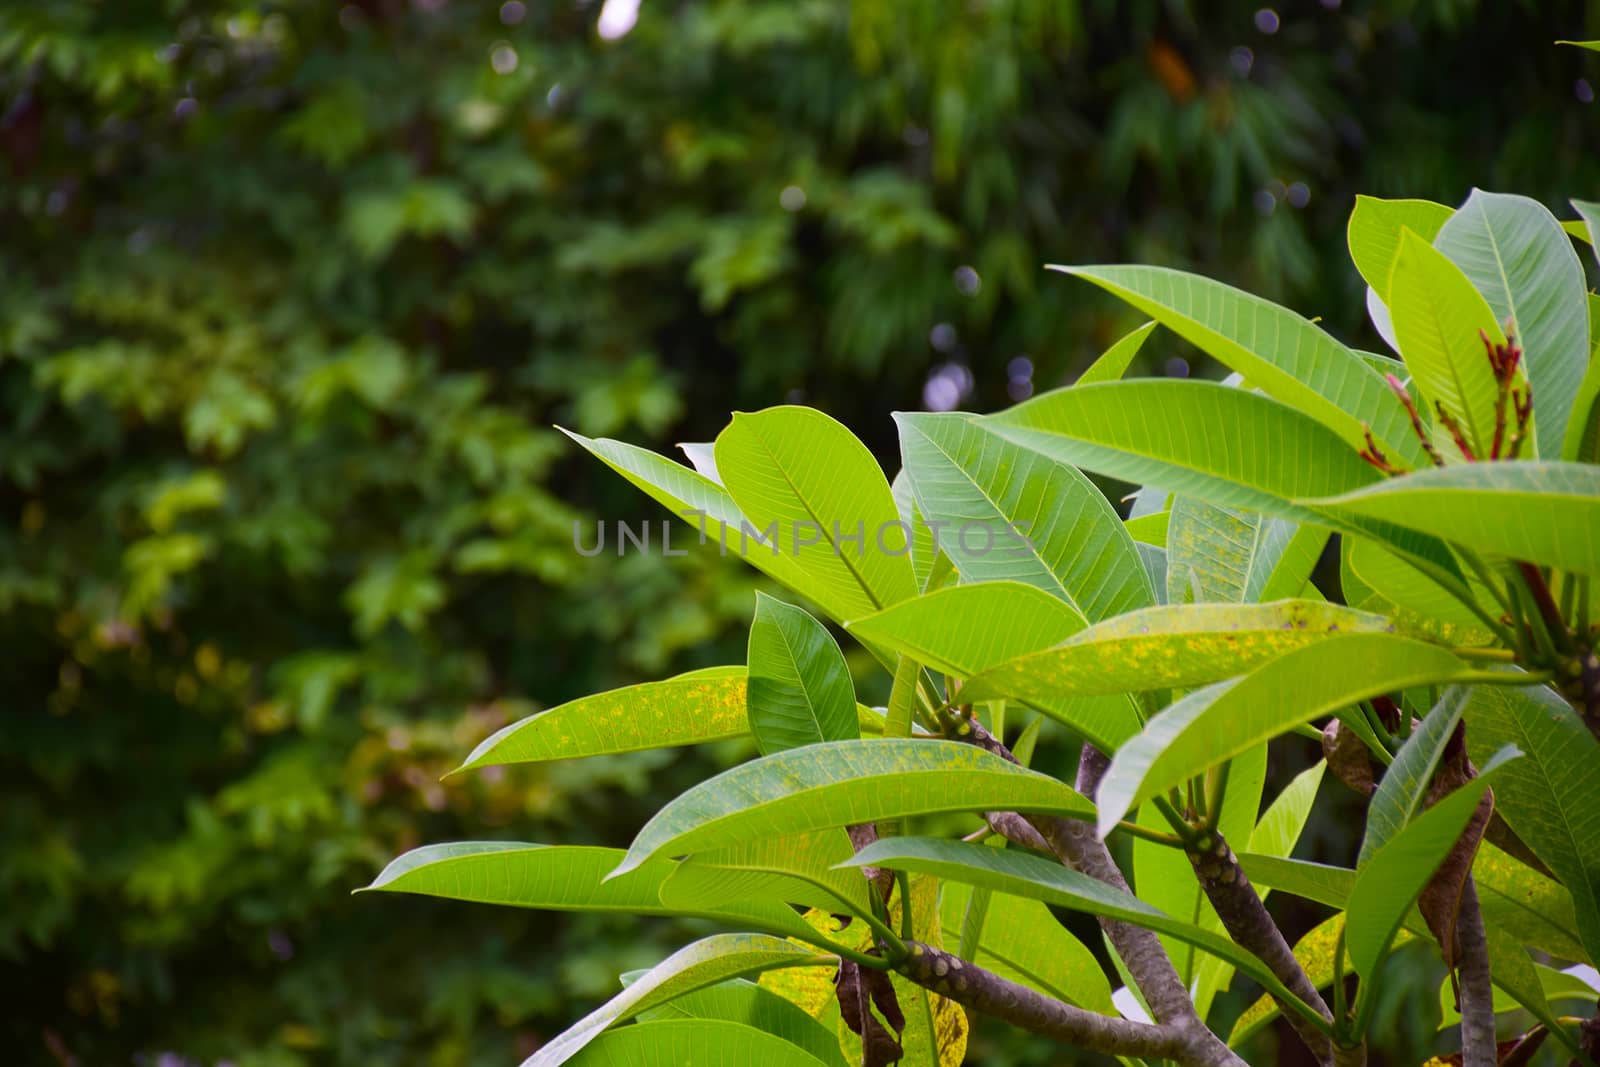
(561, 429, 822, 611)
(1165, 498, 1326, 605)
(1096, 634, 1474, 835)
(1348, 196, 1455, 299)
(1435, 190, 1588, 459)
(1345, 538, 1495, 644)
(660, 828, 873, 918)
(637, 983, 850, 1067)
(1568, 354, 1600, 463)
(844, 581, 1087, 678)
(955, 601, 1396, 751)
(1051, 265, 1425, 466)
(362, 843, 813, 940)
(895, 413, 1153, 621)
(1344, 745, 1520, 977)
(747, 594, 858, 756)
(1572, 199, 1600, 270)
(843, 837, 1306, 1009)
(455, 667, 748, 773)
(891, 468, 938, 591)
(1248, 761, 1328, 864)
(1078, 320, 1158, 385)
(985, 380, 1383, 526)
(558, 1020, 836, 1067)
(1387, 228, 1506, 459)
(614, 739, 1093, 877)
(1237, 854, 1354, 909)
(716, 407, 917, 618)
(1304, 461, 1600, 576)
(1475, 841, 1589, 964)
(1359, 686, 1472, 866)
(939, 881, 1114, 1013)
(1124, 511, 1169, 547)
(1464, 683, 1600, 964)
(525, 934, 827, 1067)
(1558, 39, 1600, 52)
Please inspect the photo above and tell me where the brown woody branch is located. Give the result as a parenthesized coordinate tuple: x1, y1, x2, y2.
(1453, 876, 1497, 1067)
(894, 941, 1230, 1064)
(1188, 830, 1338, 1066)
(950, 721, 1244, 1066)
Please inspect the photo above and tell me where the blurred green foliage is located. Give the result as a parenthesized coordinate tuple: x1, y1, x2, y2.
(1, 1, 1596, 1064)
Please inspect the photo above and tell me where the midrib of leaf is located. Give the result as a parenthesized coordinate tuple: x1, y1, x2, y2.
(1407, 273, 1491, 451)
(908, 420, 1079, 608)
(746, 428, 886, 610)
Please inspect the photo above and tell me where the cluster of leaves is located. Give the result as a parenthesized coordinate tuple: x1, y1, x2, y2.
(373, 186, 1600, 1067)
(4, 1, 1600, 1064)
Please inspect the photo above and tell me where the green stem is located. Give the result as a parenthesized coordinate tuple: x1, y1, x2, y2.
(1452, 646, 1517, 662)
(1150, 795, 1203, 847)
(1204, 759, 1231, 831)
(1290, 722, 1325, 743)
(896, 870, 915, 943)
(1116, 820, 1188, 848)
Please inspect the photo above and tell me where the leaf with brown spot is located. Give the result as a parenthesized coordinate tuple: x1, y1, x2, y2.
(1418, 739, 1492, 969)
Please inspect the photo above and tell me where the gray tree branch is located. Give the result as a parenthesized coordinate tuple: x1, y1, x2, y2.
(1188, 829, 1337, 1066)
(895, 941, 1241, 1066)
(1454, 875, 1498, 1067)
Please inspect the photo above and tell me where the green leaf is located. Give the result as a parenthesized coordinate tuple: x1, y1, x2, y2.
(939, 881, 1114, 1013)
(747, 593, 858, 756)
(955, 601, 1397, 751)
(1344, 745, 1520, 978)
(1124, 511, 1169, 547)
(1303, 461, 1600, 576)
(843, 836, 1311, 1011)
(1095, 634, 1476, 836)
(455, 667, 748, 772)
(1347, 196, 1454, 299)
(1077, 320, 1158, 385)
(524, 935, 829, 1067)
(715, 407, 917, 618)
(1051, 265, 1425, 467)
(1464, 683, 1600, 964)
(1567, 353, 1600, 463)
(1571, 199, 1600, 271)
(636, 983, 850, 1067)
(1474, 841, 1589, 964)
(1165, 498, 1327, 604)
(985, 380, 1383, 527)
(561, 1020, 835, 1067)
(1435, 190, 1589, 459)
(561, 429, 828, 614)
(894, 413, 1153, 621)
(1344, 538, 1495, 644)
(1386, 227, 1506, 459)
(660, 829, 873, 919)
(1557, 39, 1600, 52)
(1358, 685, 1471, 866)
(844, 581, 1087, 678)
(891, 468, 938, 591)
(361, 843, 814, 940)
(613, 739, 1093, 877)
(1236, 855, 1354, 909)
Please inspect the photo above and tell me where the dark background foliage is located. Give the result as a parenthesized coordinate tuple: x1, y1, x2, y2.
(2, 1, 1596, 1064)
